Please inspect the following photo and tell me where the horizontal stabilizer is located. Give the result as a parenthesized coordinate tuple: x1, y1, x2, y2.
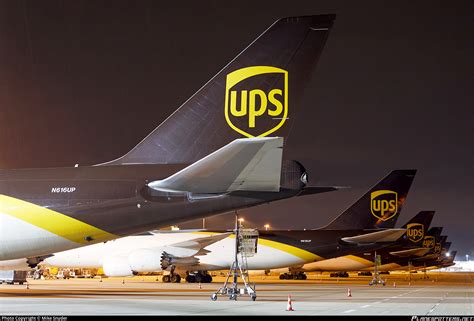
(297, 186, 346, 196)
(389, 247, 431, 257)
(341, 228, 406, 244)
(148, 137, 283, 193)
(414, 253, 439, 261)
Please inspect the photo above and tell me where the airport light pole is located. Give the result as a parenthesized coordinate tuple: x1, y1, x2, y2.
(466, 254, 469, 261)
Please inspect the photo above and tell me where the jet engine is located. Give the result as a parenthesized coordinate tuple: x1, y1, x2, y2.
(102, 256, 133, 277)
(128, 249, 163, 273)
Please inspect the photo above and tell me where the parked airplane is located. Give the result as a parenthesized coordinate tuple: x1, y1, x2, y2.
(1, 169, 417, 283)
(0, 15, 338, 261)
(307, 225, 441, 275)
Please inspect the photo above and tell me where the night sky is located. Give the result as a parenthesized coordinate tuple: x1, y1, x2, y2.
(1, 1, 473, 257)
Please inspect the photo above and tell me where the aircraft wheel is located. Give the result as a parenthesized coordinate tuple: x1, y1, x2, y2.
(186, 275, 196, 283)
(279, 274, 285, 280)
(204, 274, 212, 283)
(194, 274, 202, 283)
(211, 293, 217, 301)
(251, 294, 257, 301)
(171, 274, 181, 283)
(302, 274, 307, 280)
(230, 294, 237, 300)
(162, 275, 171, 283)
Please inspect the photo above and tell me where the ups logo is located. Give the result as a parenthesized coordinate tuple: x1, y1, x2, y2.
(406, 223, 424, 243)
(370, 190, 398, 221)
(225, 66, 288, 137)
(434, 243, 442, 254)
(423, 236, 435, 249)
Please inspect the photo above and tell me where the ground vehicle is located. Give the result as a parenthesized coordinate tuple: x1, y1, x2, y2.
(0, 270, 27, 284)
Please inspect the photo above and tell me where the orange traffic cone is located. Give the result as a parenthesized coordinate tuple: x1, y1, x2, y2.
(286, 295, 294, 311)
(26, 282, 29, 290)
(347, 288, 352, 297)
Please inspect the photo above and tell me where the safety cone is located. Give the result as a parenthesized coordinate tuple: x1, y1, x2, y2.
(347, 288, 352, 297)
(286, 295, 294, 311)
(393, 282, 396, 287)
(199, 282, 202, 289)
(26, 282, 29, 290)
(122, 279, 125, 285)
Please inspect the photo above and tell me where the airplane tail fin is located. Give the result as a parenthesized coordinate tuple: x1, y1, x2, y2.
(322, 170, 416, 230)
(422, 227, 443, 252)
(99, 15, 336, 165)
(400, 211, 435, 246)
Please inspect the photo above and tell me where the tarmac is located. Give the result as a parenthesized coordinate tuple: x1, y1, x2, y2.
(1, 272, 473, 315)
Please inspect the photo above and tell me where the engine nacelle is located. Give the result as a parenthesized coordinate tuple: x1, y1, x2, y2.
(102, 256, 133, 277)
(128, 249, 163, 273)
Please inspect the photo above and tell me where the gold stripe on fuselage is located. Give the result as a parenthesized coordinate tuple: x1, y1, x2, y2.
(345, 255, 374, 266)
(191, 231, 323, 262)
(0, 194, 117, 244)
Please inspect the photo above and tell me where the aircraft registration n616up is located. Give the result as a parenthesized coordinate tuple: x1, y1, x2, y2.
(0, 15, 337, 261)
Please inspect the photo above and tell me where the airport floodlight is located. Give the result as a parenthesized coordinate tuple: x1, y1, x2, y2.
(446, 252, 451, 257)
(467, 254, 469, 261)
(264, 224, 270, 231)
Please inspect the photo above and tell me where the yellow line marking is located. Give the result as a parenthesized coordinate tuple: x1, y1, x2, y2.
(345, 254, 374, 265)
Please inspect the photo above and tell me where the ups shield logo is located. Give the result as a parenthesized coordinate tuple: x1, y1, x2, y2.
(434, 243, 442, 254)
(370, 190, 398, 221)
(406, 223, 424, 243)
(423, 236, 435, 249)
(225, 66, 288, 137)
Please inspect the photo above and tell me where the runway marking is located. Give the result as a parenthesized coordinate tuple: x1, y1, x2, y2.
(426, 292, 447, 315)
(428, 303, 441, 314)
(343, 309, 356, 313)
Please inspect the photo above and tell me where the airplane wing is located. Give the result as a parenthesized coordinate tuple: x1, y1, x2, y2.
(341, 228, 406, 244)
(168, 233, 231, 253)
(389, 247, 431, 257)
(148, 137, 283, 193)
(160, 233, 231, 269)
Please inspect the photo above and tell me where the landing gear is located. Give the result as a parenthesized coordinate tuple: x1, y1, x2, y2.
(170, 274, 181, 283)
(186, 272, 212, 283)
(279, 272, 307, 280)
(162, 266, 181, 283)
(162, 274, 181, 283)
